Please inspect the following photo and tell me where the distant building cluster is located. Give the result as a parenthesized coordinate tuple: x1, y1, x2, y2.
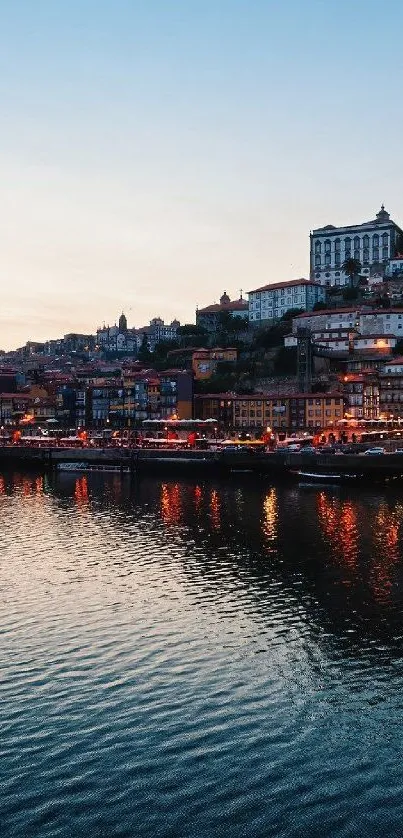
(96, 314, 181, 355)
(3, 203, 403, 435)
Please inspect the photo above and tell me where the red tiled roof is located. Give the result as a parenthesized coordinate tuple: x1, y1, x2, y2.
(197, 299, 248, 314)
(294, 307, 359, 318)
(315, 337, 349, 343)
(195, 392, 343, 400)
(0, 393, 32, 399)
(313, 327, 357, 334)
(354, 334, 395, 340)
(360, 308, 403, 315)
(248, 278, 322, 294)
(160, 369, 191, 376)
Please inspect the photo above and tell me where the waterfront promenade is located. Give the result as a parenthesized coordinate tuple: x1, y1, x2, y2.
(2, 441, 403, 480)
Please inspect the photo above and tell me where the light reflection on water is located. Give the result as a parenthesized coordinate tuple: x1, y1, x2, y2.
(2, 471, 403, 838)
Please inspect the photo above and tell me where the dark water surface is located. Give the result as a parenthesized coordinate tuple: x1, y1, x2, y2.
(1, 471, 403, 837)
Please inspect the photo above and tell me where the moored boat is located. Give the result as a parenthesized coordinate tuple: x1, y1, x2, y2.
(57, 462, 131, 474)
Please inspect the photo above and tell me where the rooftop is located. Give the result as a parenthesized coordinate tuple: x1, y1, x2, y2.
(195, 392, 343, 400)
(294, 306, 403, 320)
(312, 205, 403, 235)
(197, 298, 248, 314)
(248, 278, 321, 294)
(294, 307, 359, 319)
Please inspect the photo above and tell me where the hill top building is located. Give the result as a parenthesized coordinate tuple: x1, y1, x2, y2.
(310, 205, 403, 287)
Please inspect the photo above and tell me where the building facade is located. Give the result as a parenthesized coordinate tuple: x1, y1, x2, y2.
(292, 307, 403, 339)
(379, 358, 403, 420)
(310, 205, 403, 287)
(248, 279, 325, 325)
(192, 347, 237, 380)
(195, 392, 343, 433)
(89, 370, 193, 427)
(196, 292, 249, 333)
(341, 374, 379, 420)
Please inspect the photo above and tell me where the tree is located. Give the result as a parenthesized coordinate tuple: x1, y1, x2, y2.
(138, 333, 152, 363)
(312, 300, 327, 311)
(342, 287, 359, 302)
(217, 312, 247, 335)
(273, 347, 297, 375)
(341, 257, 362, 288)
(152, 339, 180, 370)
(251, 321, 290, 350)
(280, 307, 305, 321)
(393, 339, 403, 356)
(177, 324, 208, 348)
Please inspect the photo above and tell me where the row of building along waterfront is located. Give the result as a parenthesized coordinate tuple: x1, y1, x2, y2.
(2, 353, 403, 432)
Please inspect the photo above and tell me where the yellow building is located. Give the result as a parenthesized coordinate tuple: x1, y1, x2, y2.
(192, 347, 237, 380)
(195, 392, 344, 433)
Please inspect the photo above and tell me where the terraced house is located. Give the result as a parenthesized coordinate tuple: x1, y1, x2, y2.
(195, 393, 344, 433)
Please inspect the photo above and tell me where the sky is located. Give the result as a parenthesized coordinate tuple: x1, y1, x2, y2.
(1, 0, 403, 350)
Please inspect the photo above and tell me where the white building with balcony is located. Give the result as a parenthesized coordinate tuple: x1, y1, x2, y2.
(310, 205, 403, 287)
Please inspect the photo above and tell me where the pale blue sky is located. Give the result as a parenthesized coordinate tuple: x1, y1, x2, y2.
(1, 0, 403, 348)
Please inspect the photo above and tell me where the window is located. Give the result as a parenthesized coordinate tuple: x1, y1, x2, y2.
(373, 233, 379, 246)
(344, 237, 351, 257)
(335, 238, 340, 252)
(315, 241, 321, 254)
(382, 232, 388, 245)
(324, 239, 331, 253)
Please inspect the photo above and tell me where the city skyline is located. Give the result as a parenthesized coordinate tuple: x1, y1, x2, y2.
(1, 0, 403, 349)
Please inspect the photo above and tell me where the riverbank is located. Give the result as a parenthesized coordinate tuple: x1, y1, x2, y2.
(2, 444, 403, 481)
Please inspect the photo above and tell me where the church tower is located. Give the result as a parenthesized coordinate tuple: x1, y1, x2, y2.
(118, 312, 128, 332)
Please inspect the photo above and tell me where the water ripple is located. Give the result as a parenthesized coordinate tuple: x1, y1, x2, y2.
(1, 473, 403, 837)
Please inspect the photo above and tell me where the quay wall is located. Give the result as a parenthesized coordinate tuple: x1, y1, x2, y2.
(1, 445, 403, 479)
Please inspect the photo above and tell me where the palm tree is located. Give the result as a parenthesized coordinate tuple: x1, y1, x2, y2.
(341, 257, 362, 288)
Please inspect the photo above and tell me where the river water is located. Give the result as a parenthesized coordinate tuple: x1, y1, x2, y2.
(1, 470, 403, 837)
